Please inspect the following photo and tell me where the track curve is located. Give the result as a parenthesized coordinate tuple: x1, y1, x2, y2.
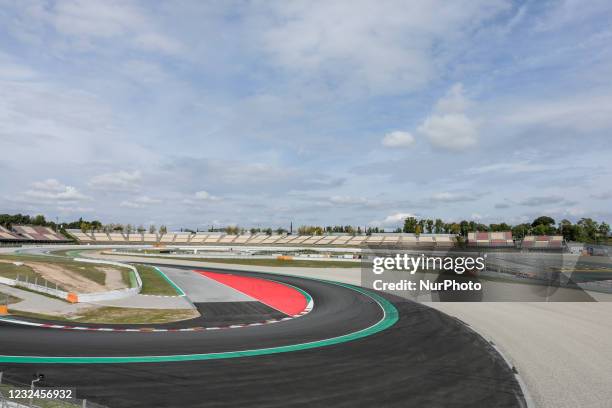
(0, 263, 526, 407)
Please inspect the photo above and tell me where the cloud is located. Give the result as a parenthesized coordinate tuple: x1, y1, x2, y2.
(382, 131, 415, 148)
(258, 1, 508, 95)
(370, 212, 416, 227)
(418, 113, 478, 150)
(430, 192, 476, 203)
(89, 171, 142, 192)
(494, 202, 511, 209)
(590, 191, 612, 200)
(518, 195, 563, 207)
(465, 161, 556, 175)
(435, 83, 470, 114)
(417, 83, 478, 151)
(119, 200, 141, 209)
(23, 0, 184, 55)
(119, 195, 162, 209)
(194, 191, 220, 201)
(23, 179, 90, 203)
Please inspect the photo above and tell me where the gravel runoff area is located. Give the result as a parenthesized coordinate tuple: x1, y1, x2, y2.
(87, 250, 612, 408)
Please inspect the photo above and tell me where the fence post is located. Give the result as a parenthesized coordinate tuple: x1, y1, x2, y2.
(82, 399, 87, 408)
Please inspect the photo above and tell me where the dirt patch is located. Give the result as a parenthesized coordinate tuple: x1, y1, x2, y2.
(96, 266, 128, 290)
(26, 262, 106, 294)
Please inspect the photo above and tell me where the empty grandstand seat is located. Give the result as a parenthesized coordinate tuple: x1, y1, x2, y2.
(219, 235, 238, 243)
(522, 235, 563, 249)
(67, 229, 94, 242)
(143, 233, 158, 243)
(0, 226, 21, 241)
(332, 236, 352, 245)
(160, 233, 176, 243)
(468, 231, 514, 247)
(128, 233, 144, 242)
(93, 232, 110, 241)
(174, 233, 192, 243)
(316, 236, 338, 245)
(303, 236, 323, 244)
(12, 226, 68, 241)
(262, 235, 282, 243)
(108, 233, 126, 242)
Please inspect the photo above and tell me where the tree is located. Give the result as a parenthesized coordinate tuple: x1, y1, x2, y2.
(578, 218, 598, 241)
(598, 222, 610, 241)
(403, 217, 417, 233)
(415, 225, 422, 236)
(159, 225, 167, 234)
(512, 223, 531, 239)
(32, 214, 46, 225)
(225, 225, 239, 235)
(149, 225, 156, 234)
(434, 219, 444, 233)
(426, 219, 434, 234)
(531, 216, 555, 228)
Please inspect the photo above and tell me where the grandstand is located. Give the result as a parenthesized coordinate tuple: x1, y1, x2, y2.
(108, 232, 126, 242)
(521, 235, 563, 250)
(467, 231, 514, 247)
(64, 230, 461, 248)
(0, 226, 20, 241)
(0, 225, 71, 243)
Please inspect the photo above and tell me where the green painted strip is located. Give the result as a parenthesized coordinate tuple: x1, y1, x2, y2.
(0, 280, 397, 364)
(153, 266, 185, 296)
(128, 270, 138, 289)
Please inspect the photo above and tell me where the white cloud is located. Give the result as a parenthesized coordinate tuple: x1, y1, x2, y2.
(23, 179, 90, 203)
(370, 212, 416, 227)
(418, 113, 478, 150)
(259, 1, 509, 95)
(194, 191, 220, 201)
(430, 192, 476, 203)
(382, 131, 415, 148)
(89, 171, 142, 191)
(119, 200, 141, 209)
(417, 83, 479, 151)
(435, 83, 470, 113)
(465, 161, 556, 175)
(17, 0, 183, 55)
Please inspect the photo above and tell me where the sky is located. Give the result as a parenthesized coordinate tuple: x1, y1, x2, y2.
(0, 0, 611, 231)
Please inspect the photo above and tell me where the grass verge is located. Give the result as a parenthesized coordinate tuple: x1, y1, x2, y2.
(0, 292, 22, 305)
(0, 261, 40, 281)
(136, 264, 182, 295)
(156, 256, 360, 268)
(9, 307, 198, 324)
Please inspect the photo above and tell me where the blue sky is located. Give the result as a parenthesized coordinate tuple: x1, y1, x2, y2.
(0, 0, 611, 230)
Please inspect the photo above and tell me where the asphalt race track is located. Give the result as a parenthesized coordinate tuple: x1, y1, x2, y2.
(0, 266, 526, 407)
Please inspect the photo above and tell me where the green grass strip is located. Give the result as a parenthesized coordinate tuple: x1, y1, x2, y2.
(0, 280, 397, 364)
(152, 266, 185, 296)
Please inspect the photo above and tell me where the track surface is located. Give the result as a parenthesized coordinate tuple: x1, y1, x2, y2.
(0, 266, 525, 407)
